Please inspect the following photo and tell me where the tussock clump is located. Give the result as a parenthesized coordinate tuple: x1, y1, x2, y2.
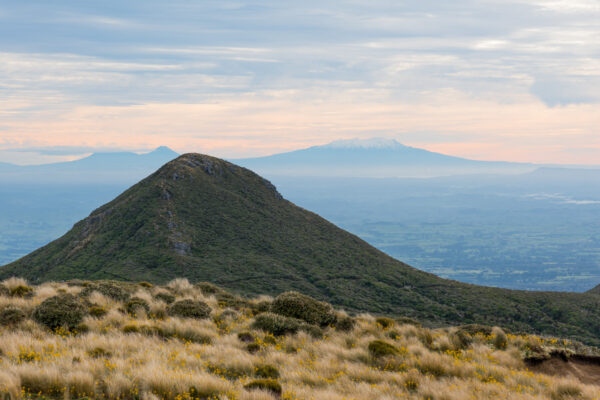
(271, 291, 336, 327)
(0, 306, 26, 326)
(368, 340, 400, 357)
(0, 284, 9, 297)
(166, 278, 193, 294)
(168, 299, 211, 319)
(244, 379, 282, 396)
(87, 347, 112, 358)
(246, 343, 261, 354)
(126, 297, 150, 317)
(33, 294, 86, 330)
(251, 312, 301, 336)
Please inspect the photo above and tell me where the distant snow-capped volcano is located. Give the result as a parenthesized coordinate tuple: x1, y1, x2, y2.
(322, 138, 407, 149)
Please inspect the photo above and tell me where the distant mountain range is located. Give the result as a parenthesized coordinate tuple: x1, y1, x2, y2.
(0, 146, 179, 184)
(3, 153, 600, 345)
(233, 138, 538, 178)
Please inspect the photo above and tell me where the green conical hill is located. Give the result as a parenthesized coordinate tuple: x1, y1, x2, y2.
(3, 154, 600, 345)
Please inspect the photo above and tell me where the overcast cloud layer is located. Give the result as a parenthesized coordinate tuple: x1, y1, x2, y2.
(0, 0, 599, 164)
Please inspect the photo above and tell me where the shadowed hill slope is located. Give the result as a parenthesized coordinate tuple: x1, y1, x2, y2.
(2, 153, 600, 345)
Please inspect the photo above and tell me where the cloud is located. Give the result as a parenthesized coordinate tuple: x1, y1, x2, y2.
(0, 0, 599, 163)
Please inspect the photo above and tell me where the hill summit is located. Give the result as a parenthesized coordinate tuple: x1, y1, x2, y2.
(3, 153, 600, 345)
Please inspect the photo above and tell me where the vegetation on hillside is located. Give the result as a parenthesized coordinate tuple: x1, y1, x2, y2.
(0, 277, 599, 400)
(3, 154, 600, 346)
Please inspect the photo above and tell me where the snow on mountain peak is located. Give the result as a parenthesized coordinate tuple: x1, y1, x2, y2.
(323, 138, 405, 150)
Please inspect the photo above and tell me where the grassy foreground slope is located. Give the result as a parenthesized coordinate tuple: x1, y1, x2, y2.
(2, 154, 600, 345)
(0, 278, 599, 400)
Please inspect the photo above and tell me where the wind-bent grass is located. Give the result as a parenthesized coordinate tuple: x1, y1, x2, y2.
(0, 278, 598, 400)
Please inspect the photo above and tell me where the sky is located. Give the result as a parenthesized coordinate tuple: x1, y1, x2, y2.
(0, 0, 599, 165)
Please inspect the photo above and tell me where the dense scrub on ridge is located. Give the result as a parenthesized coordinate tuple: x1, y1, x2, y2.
(0, 277, 599, 400)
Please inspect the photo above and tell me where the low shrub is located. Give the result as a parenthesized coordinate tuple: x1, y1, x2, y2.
(492, 326, 508, 350)
(251, 300, 272, 315)
(167, 299, 211, 319)
(138, 281, 153, 288)
(89, 305, 108, 318)
(450, 329, 472, 350)
(396, 316, 421, 326)
(122, 324, 140, 334)
(299, 323, 324, 338)
(10, 285, 34, 298)
(368, 340, 400, 357)
(376, 317, 395, 329)
(33, 294, 87, 330)
(243, 379, 282, 396)
(194, 281, 223, 295)
(87, 347, 112, 358)
(246, 343, 261, 354)
(238, 331, 255, 343)
(251, 312, 301, 336)
(125, 297, 150, 317)
(255, 364, 280, 379)
(155, 292, 176, 304)
(271, 291, 336, 327)
(334, 316, 356, 332)
(80, 282, 130, 302)
(459, 324, 494, 336)
(0, 306, 26, 326)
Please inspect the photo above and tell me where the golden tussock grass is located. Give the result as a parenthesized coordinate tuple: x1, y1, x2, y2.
(0, 277, 598, 400)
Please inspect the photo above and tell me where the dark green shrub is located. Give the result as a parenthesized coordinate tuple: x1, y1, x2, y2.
(89, 305, 108, 318)
(386, 330, 401, 340)
(246, 343, 261, 354)
(492, 327, 508, 350)
(238, 331, 255, 343)
(243, 379, 282, 396)
(214, 309, 238, 322)
(126, 297, 150, 317)
(188, 386, 221, 400)
(271, 291, 336, 327)
(376, 317, 395, 329)
(155, 292, 176, 304)
(122, 324, 140, 334)
(10, 285, 34, 298)
(168, 299, 211, 319)
(459, 324, 493, 336)
(0, 306, 26, 326)
(74, 323, 89, 334)
(194, 281, 223, 295)
(396, 316, 421, 326)
(216, 292, 247, 309)
(33, 294, 86, 330)
(368, 340, 400, 357)
(251, 300, 272, 315)
(299, 323, 324, 338)
(450, 329, 472, 350)
(263, 334, 277, 345)
(255, 364, 280, 379)
(80, 282, 130, 302)
(334, 316, 356, 332)
(87, 347, 111, 358)
(251, 312, 301, 336)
